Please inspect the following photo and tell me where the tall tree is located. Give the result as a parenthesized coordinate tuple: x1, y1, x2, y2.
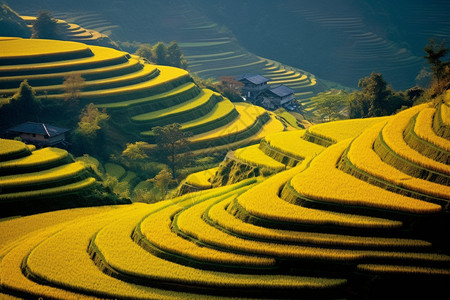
(167, 41, 187, 69)
(152, 42, 169, 65)
(134, 44, 153, 62)
(77, 103, 109, 137)
(146, 168, 174, 200)
(63, 72, 85, 102)
(31, 11, 63, 39)
(424, 39, 450, 94)
(153, 123, 191, 177)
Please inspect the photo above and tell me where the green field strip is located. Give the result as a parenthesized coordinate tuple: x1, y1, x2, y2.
(131, 89, 216, 124)
(45, 65, 190, 102)
(186, 53, 247, 64)
(1, 63, 159, 95)
(206, 197, 431, 250)
(139, 97, 239, 137)
(269, 75, 308, 85)
(0, 162, 90, 193)
(104, 162, 126, 180)
(375, 105, 450, 185)
(234, 144, 286, 171)
(0, 57, 142, 89)
(193, 58, 267, 76)
(0, 51, 129, 80)
(185, 51, 235, 60)
(179, 40, 232, 48)
(284, 140, 442, 217)
(340, 121, 450, 205)
(357, 264, 450, 277)
(0, 148, 71, 176)
(0, 139, 31, 162)
(234, 164, 403, 231)
(97, 82, 200, 110)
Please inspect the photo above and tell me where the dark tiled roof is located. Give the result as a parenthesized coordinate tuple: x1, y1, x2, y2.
(8, 122, 69, 137)
(267, 85, 295, 97)
(237, 74, 271, 85)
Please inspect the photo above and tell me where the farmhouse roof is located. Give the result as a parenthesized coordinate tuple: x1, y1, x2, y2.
(237, 74, 271, 85)
(7, 122, 69, 137)
(267, 85, 295, 97)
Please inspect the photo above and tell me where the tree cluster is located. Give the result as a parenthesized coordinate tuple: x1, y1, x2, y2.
(423, 39, 450, 96)
(31, 11, 64, 40)
(134, 41, 188, 69)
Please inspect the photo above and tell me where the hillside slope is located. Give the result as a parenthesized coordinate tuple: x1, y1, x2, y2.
(0, 99, 448, 299)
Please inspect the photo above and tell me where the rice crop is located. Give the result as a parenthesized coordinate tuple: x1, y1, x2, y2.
(206, 197, 431, 249)
(342, 120, 450, 202)
(234, 144, 286, 171)
(375, 104, 450, 184)
(183, 167, 218, 189)
(234, 163, 403, 229)
(0, 139, 31, 161)
(304, 116, 392, 146)
(287, 140, 442, 215)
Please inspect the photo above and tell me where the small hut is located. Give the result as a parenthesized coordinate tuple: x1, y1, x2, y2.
(6, 122, 69, 147)
(237, 74, 271, 101)
(261, 85, 295, 109)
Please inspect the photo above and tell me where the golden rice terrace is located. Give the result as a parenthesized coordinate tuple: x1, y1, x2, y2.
(1, 89, 449, 298)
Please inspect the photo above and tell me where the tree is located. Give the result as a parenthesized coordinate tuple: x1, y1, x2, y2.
(146, 168, 174, 200)
(167, 41, 187, 69)
(153, 123, 192, 177)
(77, 103, 109, 137)
(424, 39, 450, 95)
(0, 80, 42, 126)
(215, 76, 244, 102)
(134, 44, 153, 62)
(152, 42, 169, 65)
(122, 141, 150, 160)
(31, 11, 63, 39)
(310, 90, 348, 121)
(63, 72, 85, 102)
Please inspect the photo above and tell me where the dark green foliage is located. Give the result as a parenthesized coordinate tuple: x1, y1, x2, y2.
(152, 123, 192, 177)
(311, 90, 349, 121)
(348, 73, 412, 118)
(134, 41, 187, 69)
(423, 39, 450, 95)
(0, 4, 31, 37)
(0, 80, 41, 128)
(31, 11, 64, 40)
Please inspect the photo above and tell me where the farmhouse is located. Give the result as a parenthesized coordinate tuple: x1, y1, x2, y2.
(237, 74, 271, 101)
(259, 85, 296, 110)
(6, 122, 69, 147)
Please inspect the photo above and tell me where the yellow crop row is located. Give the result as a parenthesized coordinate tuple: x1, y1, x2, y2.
(0, 161, 86, 188)
(132, 89, 214, 121)
(234, 144, 286, 171)
(414, 108, 450, 152)
(189, 103, 266, 142)
(139, 192, 274, 267)
(289, 140, 442, 214)
(18, 204, 209, 300)
(207, 197, 431, 249)
(183, 167, 218, 188)
(380, 104, 450, 176)
(236, 162, 403, 229)
(92, 203, 344, 293)
(0, 139, 30, 159)
(177, 195, 443, 263)
(0, 38, 89, 58)
(263, 130, 325, 160)
(307, 116, 392, 144)
(357, 264, 450, 276)
(0, 147, 69, 170)
(180, 98, 236, 131)
(346, 121, 450, 200)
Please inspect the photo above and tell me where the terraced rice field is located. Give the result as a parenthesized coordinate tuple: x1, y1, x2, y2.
(0, 138, 100, 217)
(1, 102, 449, 298)
(0, 38, 285, 152)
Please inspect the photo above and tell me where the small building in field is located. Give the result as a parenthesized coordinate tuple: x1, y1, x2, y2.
(237, 74, 271, 101)
(261, 85, 296, 110)
(6, 122, 69, 147)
